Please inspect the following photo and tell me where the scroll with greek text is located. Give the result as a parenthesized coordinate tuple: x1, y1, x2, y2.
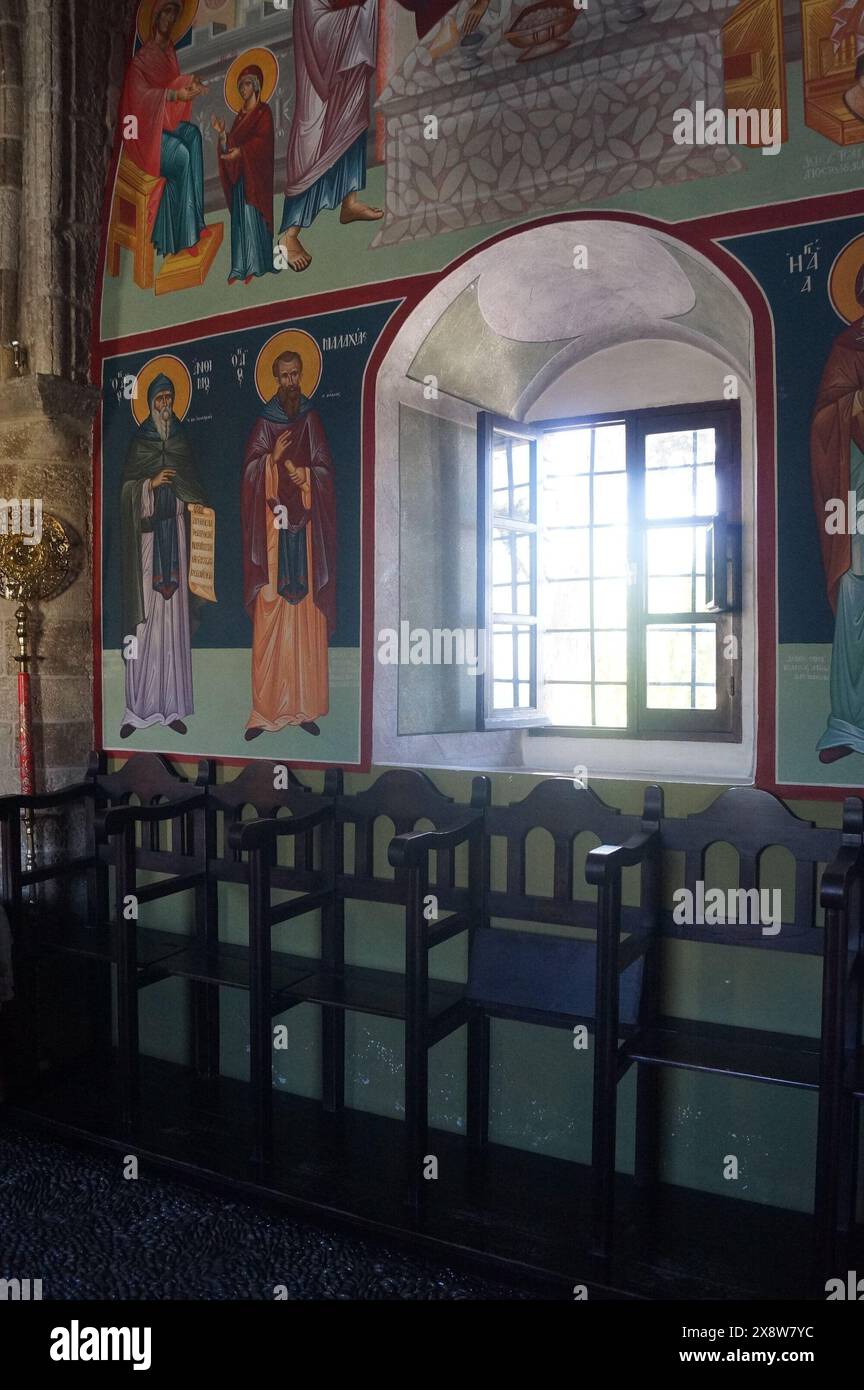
(188, 505, 217, 602)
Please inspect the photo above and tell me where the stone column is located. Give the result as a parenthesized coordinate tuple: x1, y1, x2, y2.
(0, 0, 23, 381)
(0, 1, 137, 795)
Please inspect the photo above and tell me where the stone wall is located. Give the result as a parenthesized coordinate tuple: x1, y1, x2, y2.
(0, 1, 137, 796)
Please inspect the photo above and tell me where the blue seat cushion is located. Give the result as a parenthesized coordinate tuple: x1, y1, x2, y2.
(467, 926, 643, 1027)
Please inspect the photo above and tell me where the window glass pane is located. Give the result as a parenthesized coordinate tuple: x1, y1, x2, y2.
(493, 681, 514, 711)
(545, 472, 589, 520)
(695, 465, 716, 515)
(593, 423, 626, 472)
(593, 526, 628, 577)
(647, 527, 693, 575)
(593, 577, 627, 628)
(492, 624, 534, 711)
(493, 630, 513, 680)
(545, 683, 592, 726)
(517, 629, 532, 680)
(511, 484, 531, 519)
(696, 428, 715, 464)
(645, 430, 694, 470)
(646, 524, 713, 614)
(646, 683, 691, 710)
(492, 446, 509, 492)
(594, 684, 628, 728)
(546, 578, 590, 628)
(511, 441, 531, 487)
(646, 623, 716, 710)
(544, 631, 591, 682)
(513, 582, 531, 616)
(695, 627, 716, 685)
(647, 625, 693, 685)
(648, 577, 693, 613)
(492, 531, 514, 585)
(594, 631, 627, 683)
(545, 528, 590, 579)
(493, 530, 534, 615)
(593, 471, 627, 525)
(543, 428, 591, 474)
(645, 469, 694, 519)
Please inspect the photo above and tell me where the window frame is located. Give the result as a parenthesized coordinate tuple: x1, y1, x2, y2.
(476, 413, 548, 731)
(477, 399, 743, 743)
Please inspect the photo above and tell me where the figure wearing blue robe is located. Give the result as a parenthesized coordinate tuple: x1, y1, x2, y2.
(152, 122, 206, 258)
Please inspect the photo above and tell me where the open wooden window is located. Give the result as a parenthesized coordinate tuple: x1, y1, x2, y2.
(477, 400, 742, 741)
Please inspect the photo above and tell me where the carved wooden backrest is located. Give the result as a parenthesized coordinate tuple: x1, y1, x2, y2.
(330, 768, 488, 899)
(658, 787, 864, 953)
(484, 779, 657, 930)
(88, 752, 204, 864)
(199, 760, 327, 878)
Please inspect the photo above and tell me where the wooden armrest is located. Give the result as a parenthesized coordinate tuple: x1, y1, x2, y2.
(96, 792, 206, 837)
(585, 829, 659, 888)
(0, 783, 95, 818)
(227, 803, 333, 852)
(388, 815, 482, 869)
(821, 844, 864, 911)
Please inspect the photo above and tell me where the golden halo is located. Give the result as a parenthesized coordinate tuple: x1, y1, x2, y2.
(131, 355, 193, 426)
(828, 233, 864, 325)
(224, 48, 279, 113)
(255, 330, 323, 403)
(137, 0, 198, 46)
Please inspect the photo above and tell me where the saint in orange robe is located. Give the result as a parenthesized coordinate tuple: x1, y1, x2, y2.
(241, 395, 337, 730)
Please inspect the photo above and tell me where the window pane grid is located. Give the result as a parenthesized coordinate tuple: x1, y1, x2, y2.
(646, 622, 717, 711)
(645, 427, 717, 522)
(541, 423, 627, 728)
(484, 409, 736, 737)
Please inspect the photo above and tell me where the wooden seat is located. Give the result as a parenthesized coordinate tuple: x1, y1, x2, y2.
(184, 759, 333, 1165)
(620, 786, 864, 1276)
(286, 767, 490, 1209)
(464, 778, 662, 1260)
(107, 152, 161, 291)
(0, 752, 207, 1122)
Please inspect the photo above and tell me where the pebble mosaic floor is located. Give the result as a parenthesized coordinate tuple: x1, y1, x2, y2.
(0, 1123, 538, 1301)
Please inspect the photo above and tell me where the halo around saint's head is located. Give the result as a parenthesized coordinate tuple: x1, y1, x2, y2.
(224, 47, 279, 112)
(131, 355, 193, 425)
(256, 330, 323, 403)
(829, 233, 864, 325)
(137, 0, 199, 46)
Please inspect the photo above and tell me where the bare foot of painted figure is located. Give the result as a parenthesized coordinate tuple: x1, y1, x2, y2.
(279, 228, 312, 272)
(339, 191, 383, 224)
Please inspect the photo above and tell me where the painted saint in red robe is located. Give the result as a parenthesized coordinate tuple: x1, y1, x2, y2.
(120, 0, 208, 256)
(241, 352, 337, 738)
(213, 65, 275, 283)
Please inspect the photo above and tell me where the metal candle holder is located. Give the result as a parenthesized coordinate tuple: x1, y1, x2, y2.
(0, 514, 71, 873)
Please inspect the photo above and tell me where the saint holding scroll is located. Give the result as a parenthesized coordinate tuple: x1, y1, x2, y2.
(120, 361, 211, 739)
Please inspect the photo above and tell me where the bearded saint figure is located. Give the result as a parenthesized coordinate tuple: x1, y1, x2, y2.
(240, 351, 337, 738)
(120, 373, 208, 738)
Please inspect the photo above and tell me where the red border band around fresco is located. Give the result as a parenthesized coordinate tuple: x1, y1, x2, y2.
(87, 6, 864, 793)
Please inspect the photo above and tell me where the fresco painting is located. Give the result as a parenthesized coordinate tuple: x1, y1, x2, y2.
(92, 0, 864, 792)
(99, 300, 396, 766)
